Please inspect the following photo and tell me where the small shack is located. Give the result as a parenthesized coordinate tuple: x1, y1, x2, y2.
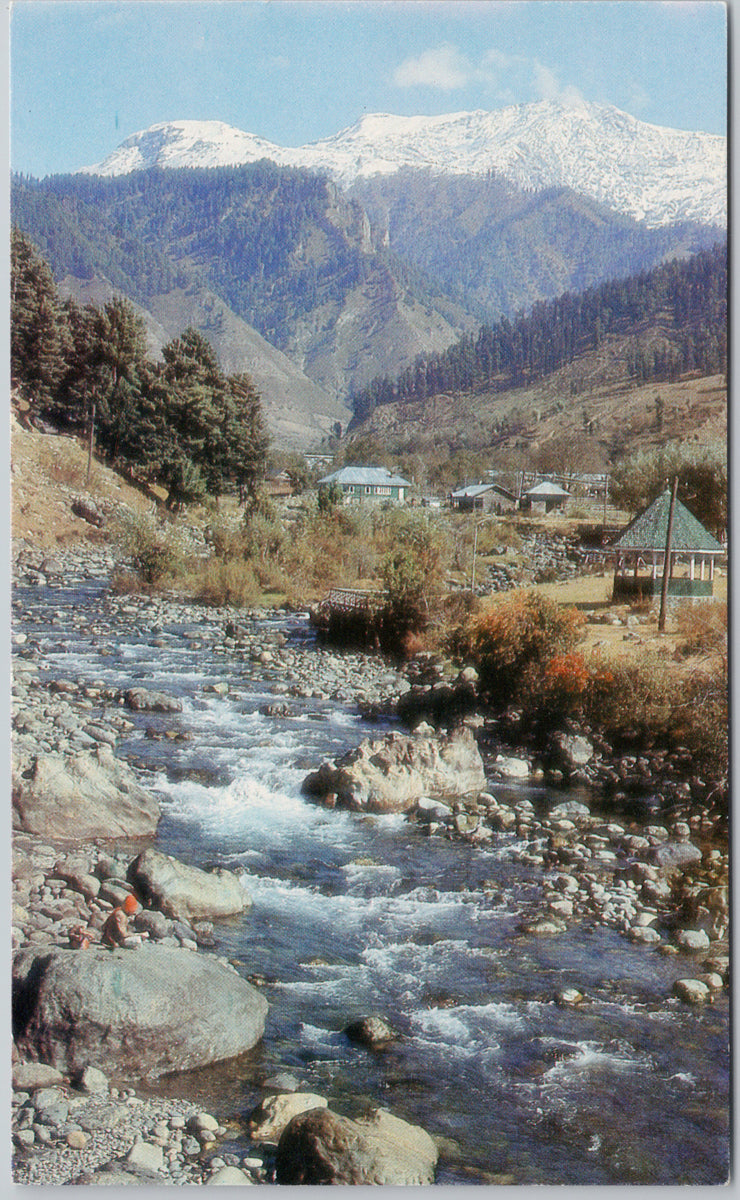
(521, 480, 571, 513)
(450, 482, 518, 513)
(264, 469, 294, 499)
(611, 488, 724, 602)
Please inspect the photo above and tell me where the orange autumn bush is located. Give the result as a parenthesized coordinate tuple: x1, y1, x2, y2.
(460, 589, 586, 703)
(527, 652, 616, 721)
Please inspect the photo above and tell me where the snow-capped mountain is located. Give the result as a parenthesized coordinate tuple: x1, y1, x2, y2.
(78, 100, 726, 229)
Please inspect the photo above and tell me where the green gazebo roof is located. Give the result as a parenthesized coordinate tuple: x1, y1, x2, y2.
(613, 488, 724, 554)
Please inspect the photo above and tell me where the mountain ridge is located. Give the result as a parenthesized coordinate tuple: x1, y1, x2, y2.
(78, 100, 726, 229)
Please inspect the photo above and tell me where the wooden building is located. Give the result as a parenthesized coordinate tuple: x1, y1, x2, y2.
(520, 480, 571, 513)
(450, 482, 518, 513)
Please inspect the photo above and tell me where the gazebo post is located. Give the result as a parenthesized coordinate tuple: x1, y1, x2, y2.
(658, 477, 679, 633)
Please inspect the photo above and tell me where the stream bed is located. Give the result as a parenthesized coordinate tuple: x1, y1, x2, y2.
(13, 571, 730, 1186)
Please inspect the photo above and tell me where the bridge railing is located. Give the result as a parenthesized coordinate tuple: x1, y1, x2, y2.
(319, 588, 387, 614)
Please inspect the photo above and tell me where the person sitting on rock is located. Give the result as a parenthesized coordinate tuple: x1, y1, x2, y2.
(102, 893, 139, 947)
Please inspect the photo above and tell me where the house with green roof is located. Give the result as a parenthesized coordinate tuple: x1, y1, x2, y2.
(611, 488, 724, 602)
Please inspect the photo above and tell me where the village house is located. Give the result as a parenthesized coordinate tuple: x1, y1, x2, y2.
(520, 480, 571, 513)
(263, 469, 295, 499)
(449, 482, 518, 513)
(611, 487, 724, 603)
(318, 465, 412, 504)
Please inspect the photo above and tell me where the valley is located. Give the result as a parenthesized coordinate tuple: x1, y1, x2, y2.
(12, 97, 725, 452)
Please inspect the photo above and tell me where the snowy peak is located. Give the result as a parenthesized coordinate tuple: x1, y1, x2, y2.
(80, 119, 285, 175)
(79, 101, 726, 229)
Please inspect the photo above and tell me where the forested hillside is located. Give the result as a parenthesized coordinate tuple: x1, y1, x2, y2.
(349, 243, 727, 425)
(12, 163, 722, 410)
(11, 165, 472, 397)
(352, 170, 721, 322)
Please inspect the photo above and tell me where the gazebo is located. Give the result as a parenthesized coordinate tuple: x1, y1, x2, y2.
(611, 488, 724, 602)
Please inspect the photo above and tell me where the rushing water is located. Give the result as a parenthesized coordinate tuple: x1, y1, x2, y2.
(13, 577, 730, 1186)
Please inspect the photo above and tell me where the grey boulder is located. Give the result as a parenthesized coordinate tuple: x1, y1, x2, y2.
(123, 688, 183, 713)
(302, 727, 485, 813)
(127, 848, 252, 921)
(13, 945, 267, 1078)
(12, 751, 160, 840)
(548, 732, 594, 771)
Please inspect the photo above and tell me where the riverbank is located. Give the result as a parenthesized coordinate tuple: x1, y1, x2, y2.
(11, 540, 730, 1185)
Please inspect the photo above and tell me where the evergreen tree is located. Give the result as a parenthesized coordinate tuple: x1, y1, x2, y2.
(11, 226, 69, 417)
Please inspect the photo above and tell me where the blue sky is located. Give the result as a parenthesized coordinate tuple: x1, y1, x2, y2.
(10, 0, 728, 178)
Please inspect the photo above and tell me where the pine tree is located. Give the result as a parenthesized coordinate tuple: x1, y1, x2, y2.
(11, 227, 69, 417)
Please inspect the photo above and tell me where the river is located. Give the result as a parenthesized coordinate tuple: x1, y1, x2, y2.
(13, 570, 730, 1186)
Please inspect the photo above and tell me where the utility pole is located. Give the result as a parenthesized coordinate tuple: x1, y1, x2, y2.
(471, 519, 480, 593)
(658, 476, 678, 633)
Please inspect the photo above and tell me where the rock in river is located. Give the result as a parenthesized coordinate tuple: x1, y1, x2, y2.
(276, 1106, 438, 1185)
(12, 750, 160, 840)
(123, 687, 183, 713)
(301, 727, 485, 813)
(13, 945, 267, 1078)
(127, 848, 252, 921)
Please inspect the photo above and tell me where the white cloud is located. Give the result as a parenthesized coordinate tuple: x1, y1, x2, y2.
(533, 61, 560, 100)
(533, 60, 585, 106)
(393, 43, 588, 107)
(393, 43, 472, 91)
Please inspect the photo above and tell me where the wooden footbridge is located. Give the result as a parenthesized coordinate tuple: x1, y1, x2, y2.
(321, 587, 386, 612)
(310, 587, 388, 640)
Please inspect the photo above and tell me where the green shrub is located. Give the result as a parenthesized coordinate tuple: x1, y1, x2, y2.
(112, 510, 189, 586)
(376, 510, 450, 653)
(190, 557, 261, 607)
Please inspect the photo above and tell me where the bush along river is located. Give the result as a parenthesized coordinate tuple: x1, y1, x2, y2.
(11, 546, 730, 1186)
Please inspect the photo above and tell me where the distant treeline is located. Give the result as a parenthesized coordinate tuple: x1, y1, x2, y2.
(349, 243, 727, 425)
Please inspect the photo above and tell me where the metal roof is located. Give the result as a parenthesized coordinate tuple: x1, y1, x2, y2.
(318, 466, 412, 487)
(612, 488, 724, 553)
(451, 482, 516, 499)
(451, 483, 496, 498)
(525, 481, 571, 497)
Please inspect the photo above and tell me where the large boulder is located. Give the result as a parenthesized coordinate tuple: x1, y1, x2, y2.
(249, 1092, 329, 1144)
(275, 1107, 438, 1185)
(123, 688, 183, 714)
(127, 848, 252, 921)
(548, 732, 594, 772)
(12, 750, 160, 840)
(649, 841, 703, 873)
(72, 496, 106, 528)
(13, 946, 267, 1079)
(302, 728, 485, 813)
